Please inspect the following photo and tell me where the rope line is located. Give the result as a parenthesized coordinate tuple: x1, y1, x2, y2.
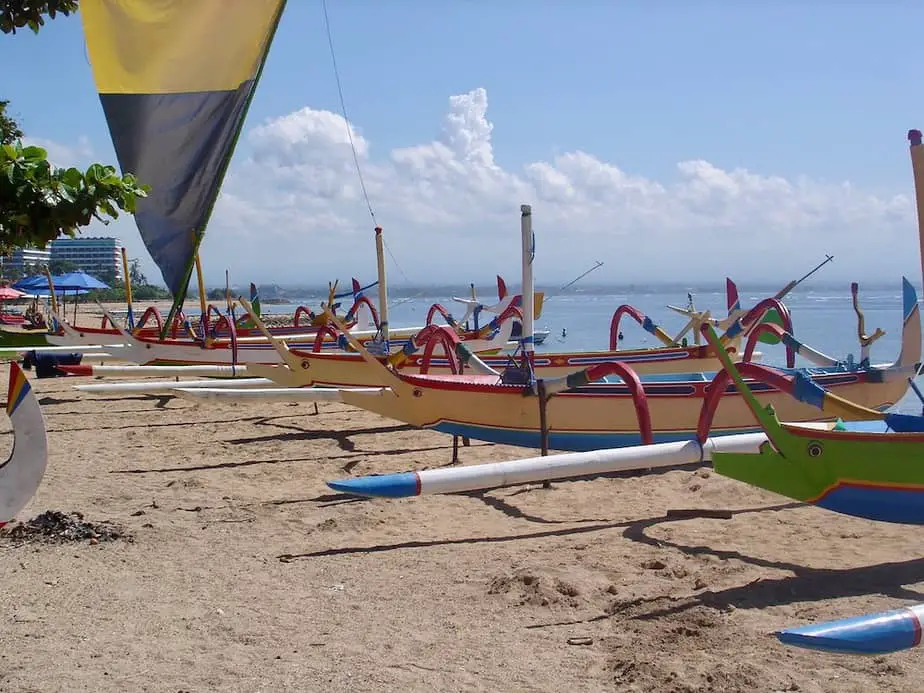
(321, 0, 375, 224)
(320, 0, 416, 302)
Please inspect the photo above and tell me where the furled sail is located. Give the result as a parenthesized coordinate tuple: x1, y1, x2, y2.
(80, 0, 286, 322)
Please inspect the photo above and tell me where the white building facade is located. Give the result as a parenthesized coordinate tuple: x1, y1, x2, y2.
(49, 237, 123, 280)
(2, 246, 52, 275)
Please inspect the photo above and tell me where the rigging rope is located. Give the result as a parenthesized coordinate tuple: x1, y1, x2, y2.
(320, 0, 417, 298)
(321, 0, 374, 224)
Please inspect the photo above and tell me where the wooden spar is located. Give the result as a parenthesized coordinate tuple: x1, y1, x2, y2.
(121, 247, 134, 329)
(195, 254, 207, 325)
(906, 129, 924, 397)
(0, 362, 49, 525)
(665, 255, 833, 348)
(42, 266, 59, 322)
(172, 386, 388, 403)
(909, 130, 924, 295)
(520, 204, 535, 372)
(557, 260, 604, 293)
(74, 377, 273, 394)
(327, 432, 772, 498)
(374, 227, 389, 347)
(773, 254, 835, 301)
(225, 269, 233, 319)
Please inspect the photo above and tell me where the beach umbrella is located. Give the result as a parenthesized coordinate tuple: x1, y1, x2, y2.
(12, 275, 52, 292)
(53, 271, 110, 291)
(52, 271, 109, 323)
(12, 273, 97, 324)
(0, 286, 25, 301)
(12, 275, 87, 297)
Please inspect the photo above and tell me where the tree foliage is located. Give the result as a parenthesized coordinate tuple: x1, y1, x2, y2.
(0, 141, 148, 254)
(88, 279, 171, 303)
(0, 1, 78, 35)
(127, 258, 148, 286)
(0, 100, 23, 144)
(1, 1, 149, 255)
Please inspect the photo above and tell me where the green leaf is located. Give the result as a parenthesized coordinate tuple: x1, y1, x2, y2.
(20, 145, 48, 160)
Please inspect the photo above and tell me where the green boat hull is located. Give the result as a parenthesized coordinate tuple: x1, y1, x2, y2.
(0, 329, 49, 349)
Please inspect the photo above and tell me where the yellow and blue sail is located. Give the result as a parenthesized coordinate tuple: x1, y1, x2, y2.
(80, 0, 286, 314)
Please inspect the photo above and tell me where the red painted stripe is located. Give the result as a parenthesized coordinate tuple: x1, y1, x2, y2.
(783, 420, 924, 443)
(808, 479, 924, 504)
(57, 365, 94, 376)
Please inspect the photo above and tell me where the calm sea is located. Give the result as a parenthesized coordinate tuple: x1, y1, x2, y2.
(259, 281, 924, 415)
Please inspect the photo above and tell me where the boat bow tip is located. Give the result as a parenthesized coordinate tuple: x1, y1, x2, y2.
(326, 472, 421, 498)
(776, 604, 924, 655)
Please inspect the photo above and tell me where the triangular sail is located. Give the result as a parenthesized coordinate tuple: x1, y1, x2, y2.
(80, 0, 287, 324)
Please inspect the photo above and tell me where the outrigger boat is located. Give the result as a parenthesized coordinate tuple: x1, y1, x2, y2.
(325, 310, 923, 501)
(235, 269, 818, 387)
(245, 202, 917, 452)
(235, 224, 840, 387)
(42, 277, 387, 348)
(239, 284, 779, 386)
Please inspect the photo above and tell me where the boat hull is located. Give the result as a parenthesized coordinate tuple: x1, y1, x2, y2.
(0, 328, 49, 349)
(339, 371, 907, 452)
(714, 420, 924, 524)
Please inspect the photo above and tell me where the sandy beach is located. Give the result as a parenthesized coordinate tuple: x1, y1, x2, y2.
(1, 360, 923, 692)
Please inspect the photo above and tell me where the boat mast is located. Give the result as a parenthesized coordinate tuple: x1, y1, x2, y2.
(520, 204, 535, 373)
(906, 129, 924, 409)
(375, 227, 390, 350)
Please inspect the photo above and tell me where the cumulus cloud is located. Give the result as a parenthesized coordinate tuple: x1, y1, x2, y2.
(23, 135, 94, 169)
(37, 88, 921, 287)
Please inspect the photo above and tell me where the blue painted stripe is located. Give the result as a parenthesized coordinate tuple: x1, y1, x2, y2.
(791, 371, 826, 409)
(778, 607, 922, 655)
(884, 413, 924, 433)
(430, 421, 760, 452)
(815, 486, 924, 525)
(724, 321, 743, 339)
(902, 276, 918, 321)
(327, 472, 420, 498)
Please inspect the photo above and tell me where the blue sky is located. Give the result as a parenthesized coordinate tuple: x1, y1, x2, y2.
(3, 2, 924, 288)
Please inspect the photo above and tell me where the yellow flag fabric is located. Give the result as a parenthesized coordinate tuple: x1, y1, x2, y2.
(80, 0, 286, 297)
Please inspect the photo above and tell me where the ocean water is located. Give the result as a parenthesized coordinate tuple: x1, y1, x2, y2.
(259, 282, 924, 415)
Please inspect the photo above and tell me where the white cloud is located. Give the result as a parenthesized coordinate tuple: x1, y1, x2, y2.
(22, 135, 94, 169)
(35, 88, 922, 287)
